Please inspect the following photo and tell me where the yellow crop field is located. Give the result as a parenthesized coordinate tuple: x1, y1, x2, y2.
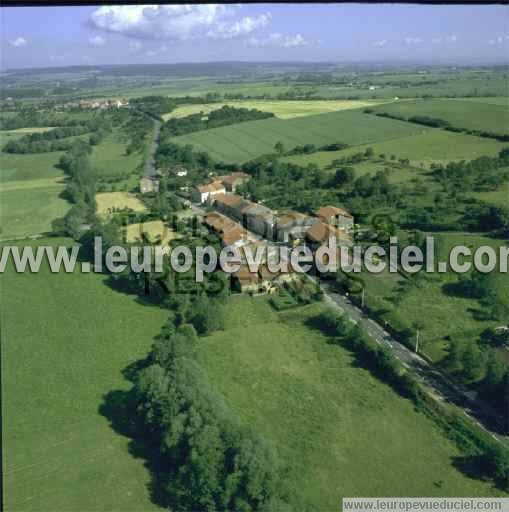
(95, 192, 147, 218)
(124, 220, 179, 244)
(162, 99, 394, 121)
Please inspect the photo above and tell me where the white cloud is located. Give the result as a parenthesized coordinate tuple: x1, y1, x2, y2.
(431, 37, 442, 44)
(403, 36, 422, 45)
(489, 35, 508, 45)
(9, 36, 27, 47)
(372, 40, 387, 48)
(89, 35, 106, 46)
(207, 13, 271, 39)
(247, 33, 309, 48)
(89, 5, 270, 42)
(145, 50, 157, 57)
(129, 40, 143, 51)
(445, 34, 457, 43)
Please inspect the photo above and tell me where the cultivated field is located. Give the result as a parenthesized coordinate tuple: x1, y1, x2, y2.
(198, 297, 500, 509)
(95, 191, 146, 218)
(0, 150, 64, 181)
(282, 129, 508, 168)
(371, 99, 509, 135)
(173, 109, 422, 163)
(162, 99, 394, 120)
(1, 238, 168, 511)
(124, 219, 179, 244)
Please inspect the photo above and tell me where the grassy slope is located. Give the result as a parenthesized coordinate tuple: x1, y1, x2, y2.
(359, 233, 509, 362)
(198, 297, 501, 509)
(173, 109, 422, 164)
(282, 129, 507, 168)
(371, 99, 509, 135)
(1, 238, 168, 511)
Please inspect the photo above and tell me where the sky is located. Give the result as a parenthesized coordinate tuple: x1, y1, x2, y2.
(1, 4, 508, 69)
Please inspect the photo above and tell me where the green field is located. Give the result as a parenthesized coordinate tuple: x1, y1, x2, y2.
(1, 238, 168, 511)
(163, 99, 394, 120)
(371, 99, 509, 135)
(282, 129, 508, 168)
(173, 108, 423, 163)
(91, 132, 143, 185)
(359, 233, 509, 362)
(198, 297, 500, 509)
(0, 151, 70, 239)
(468, 181, 509, 207)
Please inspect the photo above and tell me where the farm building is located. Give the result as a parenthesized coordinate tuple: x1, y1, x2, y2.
(316, 205, 354, 232)
(192, 181, 226, 204)
(219, 171, 251, 192)
(203, 211, 249, 247)
(305, 221, 352, 251)
(139, 176, 160, 194)
(232, 263, 296, 294)
(275, 212, 319, 244)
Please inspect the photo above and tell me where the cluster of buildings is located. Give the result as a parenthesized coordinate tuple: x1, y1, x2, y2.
(195, 173, 354, 293)
(59, 98, 129, 110)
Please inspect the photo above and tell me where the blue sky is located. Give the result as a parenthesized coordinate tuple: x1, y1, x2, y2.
(1, 4, 508, 69)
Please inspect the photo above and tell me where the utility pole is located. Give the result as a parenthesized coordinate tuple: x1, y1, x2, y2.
(361, 287, 365, 308)
(415, 329, 420, 353)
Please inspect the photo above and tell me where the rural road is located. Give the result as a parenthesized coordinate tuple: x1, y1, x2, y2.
(309, 275, 508, 444)
(144, 120, 161, 178)
(185, 200, 508, 444)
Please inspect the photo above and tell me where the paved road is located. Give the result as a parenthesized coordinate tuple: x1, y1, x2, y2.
(187, 199, 508, 443)
(309, 276, 508, 444)
(144, 120, 161, 178)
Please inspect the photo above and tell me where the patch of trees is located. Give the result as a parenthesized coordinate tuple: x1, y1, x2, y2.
(129, 96, 177, 120)
(161, 105, 274, 137)
(0, 108, 90, 130)
(284, 141, 349, 156)
(3, 117, 112, 154)
(156, 141, 214, 174)
(131, 317, 290, 510)
(314, 309, 509, 490)
(53, 140, 98, 238)
(122, 111, 155, 155)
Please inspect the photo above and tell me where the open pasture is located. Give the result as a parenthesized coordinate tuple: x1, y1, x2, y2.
(198, 297, 500, 509)
(1, 238, 168, 511)
(371, 98, 509, 136)
(173, 108, 422, 163)
(0, 150, 64, 182)
(282, 129, 508, 169)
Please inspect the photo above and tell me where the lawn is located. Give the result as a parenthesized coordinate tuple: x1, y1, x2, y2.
(198, 297, 500, 509)
(95, 191, 147, 218)
(162, 99, 394, 121)
(282, 129, 508, 169)
(173, 108, 422, 164)
(1, 238, 168, 512)
(370, 99, 509, 136)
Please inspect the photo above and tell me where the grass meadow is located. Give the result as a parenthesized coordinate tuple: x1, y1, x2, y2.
(95, 191, 147, 218)
(358, 233, 509, 362)
(282, 129, 508, 169)
(0, 150, 69, 239)
(1, 238, 168, 511)
(198, 297, 501, 509)
(371, 99, 509, 136)
(173, 109, 422, 163)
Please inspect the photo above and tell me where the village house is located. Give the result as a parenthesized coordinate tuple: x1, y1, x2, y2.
(192, 181, 226, 204)
(232, 265, 261, 293)
(232, 263, 296, 294)
(203, 212, 249, 247)
(305, 220, 352, 252)
(275, 212, 319, 245)
(213, 193, 245, 219)
(139, 176, 160, 194)
(316, 205, 354, 232)
(242, 203, 277, 240)
(219, 171, 250, 192)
